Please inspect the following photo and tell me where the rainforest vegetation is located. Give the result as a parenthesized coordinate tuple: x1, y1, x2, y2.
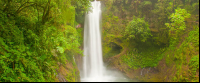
(0, 0, 199, 82)
(100, 0, 199, 82)
(0, 0, 92, 82)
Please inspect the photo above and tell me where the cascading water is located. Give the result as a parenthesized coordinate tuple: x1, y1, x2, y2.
(82, 0, 104, 81)
(80, 0, 137, 82)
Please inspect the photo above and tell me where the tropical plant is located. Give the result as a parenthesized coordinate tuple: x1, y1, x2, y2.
(124, 16, 151, 42)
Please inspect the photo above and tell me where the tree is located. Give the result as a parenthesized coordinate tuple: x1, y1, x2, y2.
(124, 16, 151, 42)
(165, 8, 191, 45)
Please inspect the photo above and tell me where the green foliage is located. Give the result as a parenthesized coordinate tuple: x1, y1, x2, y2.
(189, 55, 199, 74)
(188, 55, 199, 82)
(72, 0, 92, 15)
(101, 14, 125, 56)
(72, 0, 92, 24)
(164, 25, 199, 82)
(0, 12, 48, 82)
(165, 8, 191, 31)
(0, 0, 89, 82)
(101, 0, 199, 82)
(169, 25, 198, 63)
(77, 28, 84, 46)
(184, 0, 199, 14)
(165, 8, 191, 46)
(120, 44, 166, 69)
(139, 1, 152, 8)
(102, 14, 121, 35)
(124, 16, 151, 42)
(103, 42, 122, 59)
(186, 25, 199, 47)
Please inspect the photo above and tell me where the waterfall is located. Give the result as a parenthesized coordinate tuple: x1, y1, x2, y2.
(82, 0, 103, 81)
(80, 1, 134, 82)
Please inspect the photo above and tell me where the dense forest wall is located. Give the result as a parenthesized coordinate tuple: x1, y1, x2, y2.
(99, 0, 199, 82)
(0, 0, 91, 82)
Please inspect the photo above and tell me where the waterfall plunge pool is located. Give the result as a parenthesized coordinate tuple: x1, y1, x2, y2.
(80, 67, 139, 82)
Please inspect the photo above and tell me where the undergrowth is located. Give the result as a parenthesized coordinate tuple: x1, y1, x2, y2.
(120, 43, 166, 69)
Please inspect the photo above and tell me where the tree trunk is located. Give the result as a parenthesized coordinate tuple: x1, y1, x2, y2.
(42, 0, 51, 24)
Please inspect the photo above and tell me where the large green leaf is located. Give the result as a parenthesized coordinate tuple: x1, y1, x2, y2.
(56, 46, 64, 53)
